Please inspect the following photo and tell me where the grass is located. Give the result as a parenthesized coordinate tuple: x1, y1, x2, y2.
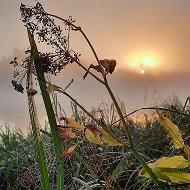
(0, 125, 34, 190)
(1, 96, 190, 189)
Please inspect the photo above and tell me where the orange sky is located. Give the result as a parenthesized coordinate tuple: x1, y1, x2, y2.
(1, 0, 190, 131)
(1, 0, 190, 72)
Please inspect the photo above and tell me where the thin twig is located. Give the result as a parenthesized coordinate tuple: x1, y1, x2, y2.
(111, 107, 190, 126)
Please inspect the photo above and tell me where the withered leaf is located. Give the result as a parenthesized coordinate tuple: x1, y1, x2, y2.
(60, 140, 83, 158)
(60, 144, 77, 158)
(63, 118, 123, 146)
(100, 59, 116, 74)
(58, 127, 76, 143)
(89, 64, 104, 73)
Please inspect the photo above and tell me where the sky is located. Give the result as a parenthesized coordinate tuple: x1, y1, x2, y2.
(1, 0, 190, 132)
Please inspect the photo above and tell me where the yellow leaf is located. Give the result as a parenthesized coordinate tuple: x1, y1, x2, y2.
(161, 169, 190, 183)
(84, 128, 103, 145)
(139, 163, 171, 182)
(159, 116, 184, 149)
(63, 118, 85, 132)
(184, 145, 190, 157)
(155, 156, 190, 169)
(151, 163, 171, 182)
(139, 164, 190, 183)
(139, 156, 190, 183)
(95, 125, 123, 146)
(63, 118, 123, 146)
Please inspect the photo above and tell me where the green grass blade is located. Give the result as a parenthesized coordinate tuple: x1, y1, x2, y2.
(109, 156, 128, 184)
(27, 29, 64, 189)
(73, 151, 98, 179)
(26, 55, 50, 190)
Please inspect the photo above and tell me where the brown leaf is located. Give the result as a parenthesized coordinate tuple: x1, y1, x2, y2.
(58, 127, 76, 143)
(90, 64, 104, 73)
(100, 59, 116, 74)
(60, 140, 83, 158)
(60, 144, 77, 157)
(83, 64, 104, 79)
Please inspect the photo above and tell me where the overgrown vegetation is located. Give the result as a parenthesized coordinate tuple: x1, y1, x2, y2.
(3, 2, 190, 189)
(1, 98, 190, 189)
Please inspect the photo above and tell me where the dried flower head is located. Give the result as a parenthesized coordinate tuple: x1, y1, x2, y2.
(11, 80, 24, 93)
(10, 3, 81, 93)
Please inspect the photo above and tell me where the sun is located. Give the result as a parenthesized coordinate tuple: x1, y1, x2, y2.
(127, 52, 159, 74)
(140, 69, 145, 74)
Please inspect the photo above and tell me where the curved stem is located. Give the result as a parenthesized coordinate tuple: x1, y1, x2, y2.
(104, 78, 133, 147)
(103, 78, 162, 187)
(111, 106, 190, 126)
(78, 28, 100, 64)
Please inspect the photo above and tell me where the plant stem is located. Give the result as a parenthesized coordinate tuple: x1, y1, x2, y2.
(27, 29, 64, 190)
(111, 106, 190, 126)
(26, 56, 50, 190)
(104, 78, 162, 187)
(131, 147, 163, 187)
(104, 79, 133, 146)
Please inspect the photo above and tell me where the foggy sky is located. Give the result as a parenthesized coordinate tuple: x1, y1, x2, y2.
(1, 0, 190, 132)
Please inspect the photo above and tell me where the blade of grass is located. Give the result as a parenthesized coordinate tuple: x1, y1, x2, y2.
(73, 151, 98, 179)
(109, 156, 128, 184)
(27, 29, 64, 190)
(26, 55, 50, 190)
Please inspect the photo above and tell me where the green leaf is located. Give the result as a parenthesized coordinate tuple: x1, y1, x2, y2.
(27, 29, 64, 190)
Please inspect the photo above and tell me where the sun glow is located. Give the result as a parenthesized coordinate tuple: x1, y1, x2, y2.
(140, 69, 145, 74)
(127, 52, 160, 74)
